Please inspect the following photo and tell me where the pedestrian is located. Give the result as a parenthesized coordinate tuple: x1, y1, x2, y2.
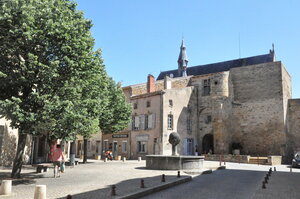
(52, 144, 65, 178)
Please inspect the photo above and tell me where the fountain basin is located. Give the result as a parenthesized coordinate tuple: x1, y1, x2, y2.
(146, 155, 204, 170)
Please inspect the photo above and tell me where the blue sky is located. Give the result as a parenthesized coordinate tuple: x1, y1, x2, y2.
(76, 0, 300, 98)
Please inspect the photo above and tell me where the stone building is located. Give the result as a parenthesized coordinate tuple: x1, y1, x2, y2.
(107, 40, 300, 162)
(0, 118, 32, 166)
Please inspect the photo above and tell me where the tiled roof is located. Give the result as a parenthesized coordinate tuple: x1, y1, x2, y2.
(157, 52, 275, 80)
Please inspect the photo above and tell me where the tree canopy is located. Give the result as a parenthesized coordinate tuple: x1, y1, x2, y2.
(0, 0, 131, 177)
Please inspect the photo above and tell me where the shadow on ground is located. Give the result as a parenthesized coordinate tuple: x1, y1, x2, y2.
(57, 174, 182, 199)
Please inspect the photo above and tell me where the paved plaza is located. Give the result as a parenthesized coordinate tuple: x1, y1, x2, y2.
(0, 160, 300, 199)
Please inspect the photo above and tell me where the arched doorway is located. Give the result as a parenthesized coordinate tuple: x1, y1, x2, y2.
(202, 134, 214, 154)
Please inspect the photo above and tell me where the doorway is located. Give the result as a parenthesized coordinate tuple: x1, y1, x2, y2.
(202, 134, 214, 154)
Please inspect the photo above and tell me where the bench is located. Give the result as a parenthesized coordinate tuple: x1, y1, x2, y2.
(32, 164, 50, 173)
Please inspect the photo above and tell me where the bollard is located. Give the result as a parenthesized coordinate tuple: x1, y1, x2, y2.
(104, 158, 108, 162)
(274, 167, 276, 172)
(162, 174, 165, 182)
(290, 167, 292, 172)
(123, 157, 126, 162)
(219, 155, 222, 166)
(177, 171, 180, 178)
(34, 185, 46, 199)
(111, 185, 116, 196)
(265, 174, 269, 181)
(0, 180, 12, 195)
(262, 181, 266, 189)
(66, 195, 72, 199)
(264, 177, 268, 184)
(238, 155, 241, 164)
(138, 157, 142, 161)
(140, 179, 145, 188)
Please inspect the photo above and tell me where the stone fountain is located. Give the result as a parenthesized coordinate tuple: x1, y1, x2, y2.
(146, 132, 204, 170)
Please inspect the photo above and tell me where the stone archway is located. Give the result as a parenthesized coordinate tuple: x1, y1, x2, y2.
(202, 134, 214, 154)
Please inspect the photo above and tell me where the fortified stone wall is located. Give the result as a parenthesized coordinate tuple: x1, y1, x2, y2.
(230, 62, 286, 156)
(287, 99, 300, 161)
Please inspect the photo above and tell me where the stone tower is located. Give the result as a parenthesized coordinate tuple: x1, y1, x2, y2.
(177, 40, 188, 77)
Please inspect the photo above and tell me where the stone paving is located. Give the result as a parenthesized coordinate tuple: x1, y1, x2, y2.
(1, 160, 299, 199)
(142, 162, 300, 199)
(0, 160, 195, 199)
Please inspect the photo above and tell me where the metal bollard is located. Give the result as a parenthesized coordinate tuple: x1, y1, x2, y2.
(104, 158, 107, 162)
(177, 171, 181, 178)
(123, 157, 126, 162)
(111, 185, 116, 196)
(274, 167, 276, 171)
(290, 167, 292, 172)
(262, 181, 266, 189)
(264, 177, 268, 184)
(0, 180, 12, 195)
(219, 155, 222, 166)
(34, 185, 46, 199)
(66, 195, 72, 199)
(162, 174, 165, 182)
(138, 157, 142, 161)
(140, 179, 145, 188)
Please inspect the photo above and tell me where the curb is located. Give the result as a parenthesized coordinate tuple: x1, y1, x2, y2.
(117, 176, 192, 199)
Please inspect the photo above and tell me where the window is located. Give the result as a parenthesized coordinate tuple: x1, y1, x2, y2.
(132, 115, 139, 130)
(145, 115, 149, 129)
(96, 141, 101, 153)
(187, 117, 191, 132)
(206, 115, 212, 124)
(146, 101, 151, 107)
(169, 100, 173, 107)
(122, 141, 127, 153)
(133, 102, 138, 109)
(137, 141, 147, 153)
(104, 140, 108, 151)
(0, 125, 3, 155)
(203, 79, 211, 96)
(167, 114, 173, 130)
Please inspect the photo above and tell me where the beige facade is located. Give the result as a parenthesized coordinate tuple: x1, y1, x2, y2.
(76, 132, 102, 158)
(0, 118, 32, 166)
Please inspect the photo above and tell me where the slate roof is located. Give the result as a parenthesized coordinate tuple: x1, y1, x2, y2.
(157, 52, 275, 80)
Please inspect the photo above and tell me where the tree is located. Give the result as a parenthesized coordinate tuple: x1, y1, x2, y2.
(0, 0, 107, 178)
(99, 78, 132, 134)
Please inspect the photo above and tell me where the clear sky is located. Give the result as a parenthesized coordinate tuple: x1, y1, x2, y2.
(76, 0, 300, 98)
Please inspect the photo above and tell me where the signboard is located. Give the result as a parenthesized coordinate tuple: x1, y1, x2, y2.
(112, 134, 128, 138)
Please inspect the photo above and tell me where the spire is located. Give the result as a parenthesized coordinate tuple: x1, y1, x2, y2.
(177, 40, 188, 77)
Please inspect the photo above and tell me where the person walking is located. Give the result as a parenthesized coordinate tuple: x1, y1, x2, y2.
(52, 144, 65, 178)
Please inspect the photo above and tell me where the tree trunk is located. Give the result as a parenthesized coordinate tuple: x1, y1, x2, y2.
(83, 138, 88, 163)
(11, 133, 27, 178)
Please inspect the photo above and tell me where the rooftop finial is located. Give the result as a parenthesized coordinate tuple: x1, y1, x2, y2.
(177, 40, 188, 77)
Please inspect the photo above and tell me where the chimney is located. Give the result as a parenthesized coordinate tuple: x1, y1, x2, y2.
(164, 76, 171, 89)
(147, 74, 155, 93)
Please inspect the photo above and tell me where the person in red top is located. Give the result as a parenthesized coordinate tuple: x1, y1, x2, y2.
(52, 144, 65, 178)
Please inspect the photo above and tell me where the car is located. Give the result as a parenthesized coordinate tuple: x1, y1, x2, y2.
(292, 152, 300, 168)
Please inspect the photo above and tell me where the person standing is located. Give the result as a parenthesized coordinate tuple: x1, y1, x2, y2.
(70, 142, 76, 167)
(52, 144, 65, 178)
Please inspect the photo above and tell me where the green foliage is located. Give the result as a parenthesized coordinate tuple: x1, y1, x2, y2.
(99, 78, 132, 134)
(0, 0, 106, 139)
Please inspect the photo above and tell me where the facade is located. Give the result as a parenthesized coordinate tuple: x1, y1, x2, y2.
(0, 118, 32, 166)
(106, 41, 300, 162)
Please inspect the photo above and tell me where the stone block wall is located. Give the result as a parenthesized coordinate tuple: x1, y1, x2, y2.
(287, 99, 300, 161)
(229, 62, 287, 156)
